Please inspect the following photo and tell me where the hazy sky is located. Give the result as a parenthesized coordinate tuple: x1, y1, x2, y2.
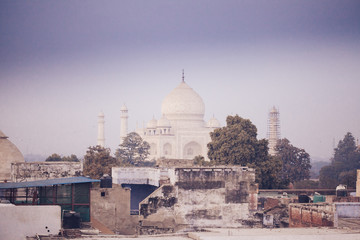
(1, 0, 360, 161)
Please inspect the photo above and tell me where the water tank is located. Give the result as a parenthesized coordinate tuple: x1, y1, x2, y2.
(298, 194, 310, 203)
(100, 174, 112, 188)
(63, 211, 81, 229)
(313, 195, 326, 203)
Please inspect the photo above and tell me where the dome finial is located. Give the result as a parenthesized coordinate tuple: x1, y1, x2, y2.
(182, 69, 185, 83)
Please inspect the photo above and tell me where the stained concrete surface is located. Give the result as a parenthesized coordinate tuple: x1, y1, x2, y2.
(188, 228, 360, 240)
(71, 227, 360, 240)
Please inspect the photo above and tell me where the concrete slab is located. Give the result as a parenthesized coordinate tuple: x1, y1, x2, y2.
(188, 228, 360, 240)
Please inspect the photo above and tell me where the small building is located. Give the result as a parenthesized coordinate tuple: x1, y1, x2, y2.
(0, 176, 99, 222)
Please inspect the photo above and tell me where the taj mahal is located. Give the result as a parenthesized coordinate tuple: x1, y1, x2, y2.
(97, 74, 281, 161)
(97, 74, 221, 161)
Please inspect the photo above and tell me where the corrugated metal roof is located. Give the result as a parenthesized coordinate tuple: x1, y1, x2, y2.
(0, 176, 100, 189)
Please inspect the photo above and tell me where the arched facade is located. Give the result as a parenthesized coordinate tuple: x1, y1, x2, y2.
(136, 79, 220, 161)
(183, 141, 202, 159)
(163, 143, 172, 156)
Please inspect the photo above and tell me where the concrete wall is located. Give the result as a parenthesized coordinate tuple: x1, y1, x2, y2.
(335, 202, 360, 218)
(90, 184, 138, 235)
(0, 204, 61, 240)
(11, 161, 82, 182)
(290, 202, 360, 228)
(289, 203, 335, 227)
(139, 167, 258, 234)
(112, 167, 161, 186)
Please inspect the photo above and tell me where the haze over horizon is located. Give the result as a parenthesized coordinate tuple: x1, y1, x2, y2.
(1, 1, 360, 161)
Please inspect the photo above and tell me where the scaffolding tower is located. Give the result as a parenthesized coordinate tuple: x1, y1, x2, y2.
(267, 106, 281, 156)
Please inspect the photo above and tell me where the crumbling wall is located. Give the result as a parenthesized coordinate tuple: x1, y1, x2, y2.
(11, 162, 82, 182)
(112, 167, 161, 186)
(139, 167, 258, 234)
(139, 185, 180, 234)
(289, 203, 335, 227)
(90, 184, 138, 235)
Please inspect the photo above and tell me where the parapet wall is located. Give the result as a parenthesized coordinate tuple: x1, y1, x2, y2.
(11, 162, 82, 182)
(290, 202, 360, 228)
(289, 203, 335, 227)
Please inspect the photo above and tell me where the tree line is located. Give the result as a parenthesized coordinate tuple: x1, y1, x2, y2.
(45, 115, 359, 189)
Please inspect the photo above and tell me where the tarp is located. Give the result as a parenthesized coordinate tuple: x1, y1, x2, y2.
(0, 176, 99, 189)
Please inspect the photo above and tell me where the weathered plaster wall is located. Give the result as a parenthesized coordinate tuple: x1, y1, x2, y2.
(289, 203, 335, 227)
(90, 184, 138, 235)
(335, 202, 360, 218)
(11, 162, 82, 182)
(139, 167, 258, 234)
(0, 204, 61, 240)
(112, 167, 162, 186)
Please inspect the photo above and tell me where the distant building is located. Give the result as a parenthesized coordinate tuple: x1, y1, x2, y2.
(135, 75, 221, 161)
(97, 111, 105, 147)
(267, 106, 281, 156)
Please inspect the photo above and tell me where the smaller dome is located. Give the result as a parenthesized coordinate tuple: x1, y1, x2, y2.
(147, 117, 157, 129)
(157, 115, 171, 127)
(98, 111, 104, 117)
(207, 117, 221, 128)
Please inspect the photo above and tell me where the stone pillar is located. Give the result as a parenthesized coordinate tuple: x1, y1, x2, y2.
(120, 104, 128, 144)
(97, 112, 105, 147)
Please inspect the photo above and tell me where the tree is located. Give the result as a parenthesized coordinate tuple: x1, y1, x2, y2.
(275, 138, 311, 185)
(319, 132, 360, 188)
(45, 153, 79, 162)
(207, 115, 283, 189)
(207, 115, 261, 165)
(62, 154, 80, 162)
(115, 132, 150, 166)
(83, 146, 118, 179)
(45, 153, 62, 162)
(193, 155, 213, 166)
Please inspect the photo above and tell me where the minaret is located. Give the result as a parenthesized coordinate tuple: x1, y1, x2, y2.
(267, 106, 280, 156)
(97, 111, 105, 147)
(120, 104, 128, 144)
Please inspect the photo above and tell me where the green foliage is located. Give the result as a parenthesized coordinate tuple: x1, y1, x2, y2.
(193, 155, 214, 166)
(45, 153, 62, 162)
(249, 155, 286, 189)
(208, 115, 261, 165)
(319, 165, 340, 189)
(319, 132, 360, 189)
(275, 138, 311, 185)
(207, 115, 282, 189)
(310, 161, 330, 179)
(83, 146, 118, 179)
(62, 154, 80, 162)
(115, 132, 150, 166)
(46, 153, 79, 162)
(293, 180, 319, 189)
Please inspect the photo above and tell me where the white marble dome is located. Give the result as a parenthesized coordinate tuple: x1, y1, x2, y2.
(157, 115, 171, 127)
(161, 81, 205, 121)
(147, 117, 158, 129)
(207, 117, 221, 128)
